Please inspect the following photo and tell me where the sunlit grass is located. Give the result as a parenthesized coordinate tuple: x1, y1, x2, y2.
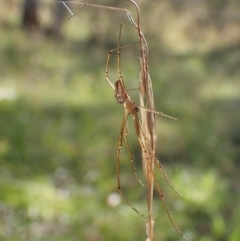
(0, 0, 240, 241)
(200, 78, 240, 100)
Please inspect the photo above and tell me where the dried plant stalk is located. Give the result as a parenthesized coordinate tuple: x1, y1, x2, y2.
(61, 1, 190, 240)
(125, 1, 156, 240)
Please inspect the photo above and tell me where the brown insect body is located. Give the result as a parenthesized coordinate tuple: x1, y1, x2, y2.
(115, 80, 138, 114)
(61, 1, 190, 240)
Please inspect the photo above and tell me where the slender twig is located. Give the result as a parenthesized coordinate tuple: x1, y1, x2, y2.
(60, 2, 189, 240)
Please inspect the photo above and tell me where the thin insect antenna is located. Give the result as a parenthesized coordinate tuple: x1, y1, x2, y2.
(105, 55, 115, 90)
(126, 12, 135, 25)
(153, 176, 190, 241)
(117, 114, 147, 218)
(134, 114, 182, 197)
(105, 17, 137, 90)
(127, 87, 140, 92)
(117, 18, 124, 83)
(60, 0, 90, 20)
(60, 1, 74, 16)
(118, 188, 148, 218)
(58, 0, 139, 32)
(142, 154, 189, 241)
(154, 159, 182, 197)
(133, 115, 189, 241)
(123, 127, 144, 187)
(105, 44, 136, 90)
(148, 154, 190, 241)
(135, 104, 178, 121)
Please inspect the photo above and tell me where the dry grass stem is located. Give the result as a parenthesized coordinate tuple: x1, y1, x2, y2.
(61, 1, 190, 240)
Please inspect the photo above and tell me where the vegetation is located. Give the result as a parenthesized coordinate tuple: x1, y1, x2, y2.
(0, 0, 240, 240)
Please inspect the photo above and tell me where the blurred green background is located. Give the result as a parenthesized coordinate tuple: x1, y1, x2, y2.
(1, 0, 240, 240)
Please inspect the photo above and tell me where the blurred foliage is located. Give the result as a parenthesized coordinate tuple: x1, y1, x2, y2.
(0, 0, 240, 240)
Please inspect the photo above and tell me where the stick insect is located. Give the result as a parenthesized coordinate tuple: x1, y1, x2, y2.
(61, 1, 190, 240)
(105, 19, 190, 241)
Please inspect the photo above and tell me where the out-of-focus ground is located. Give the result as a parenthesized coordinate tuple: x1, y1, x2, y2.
(0, 0, 240, 240)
